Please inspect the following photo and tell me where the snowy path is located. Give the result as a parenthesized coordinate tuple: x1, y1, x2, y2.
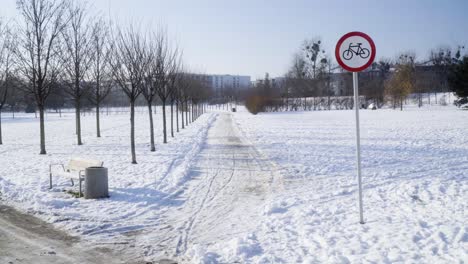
(141, 113, 281, 262)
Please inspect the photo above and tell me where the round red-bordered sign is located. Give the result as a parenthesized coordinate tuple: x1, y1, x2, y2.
(335, 31, 376, 72)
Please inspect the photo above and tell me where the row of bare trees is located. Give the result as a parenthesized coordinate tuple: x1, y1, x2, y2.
(244, 36, 465, 114)
(384, 48, 466, 110)
(0, 0, 212, 164)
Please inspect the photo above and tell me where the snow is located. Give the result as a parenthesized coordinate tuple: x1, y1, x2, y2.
(226, 106, 467, 263)
(0, 105, 467, 263)
(0, 108, 217, 240)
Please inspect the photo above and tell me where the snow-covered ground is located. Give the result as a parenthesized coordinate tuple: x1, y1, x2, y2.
(0, 105, 467, 263)
(223, 105, 467, 263)
(0, 109, 217, 252)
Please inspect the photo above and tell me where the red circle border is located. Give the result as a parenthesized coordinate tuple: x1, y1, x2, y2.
(335, 31, 376, 72)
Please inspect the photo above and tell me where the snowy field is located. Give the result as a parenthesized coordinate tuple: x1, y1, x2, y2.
(0, 105, 467, 263)
(225, 106, 467, 263)
(0, 109, 217, 248)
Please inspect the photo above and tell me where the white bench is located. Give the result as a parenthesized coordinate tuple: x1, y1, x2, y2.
(49, 158, 104, 197)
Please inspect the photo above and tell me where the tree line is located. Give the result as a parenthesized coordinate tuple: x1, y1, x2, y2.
(0, 0, 213, 164)
(245, 37, 467, 114)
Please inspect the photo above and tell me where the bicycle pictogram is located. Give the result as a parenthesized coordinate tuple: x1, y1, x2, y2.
(342, 43, 370, 60)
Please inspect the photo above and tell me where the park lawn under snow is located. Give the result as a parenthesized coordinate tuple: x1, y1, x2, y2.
(0, 104, 467, 263)
(0, 108, 216, 240)
(217, 106, 467, 263)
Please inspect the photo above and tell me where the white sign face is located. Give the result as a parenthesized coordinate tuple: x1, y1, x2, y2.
(335, 32, 376, 72)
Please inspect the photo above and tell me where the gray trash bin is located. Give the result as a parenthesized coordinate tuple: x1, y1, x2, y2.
(84, 166, 109, 199)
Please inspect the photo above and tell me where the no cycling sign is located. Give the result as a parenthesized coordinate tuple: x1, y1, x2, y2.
(335, 31, 376, 225)
(335, 31, 376, 72)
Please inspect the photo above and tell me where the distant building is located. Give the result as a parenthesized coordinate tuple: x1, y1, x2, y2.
(192, 74, 251, 95)
(208, 74, 251, 90)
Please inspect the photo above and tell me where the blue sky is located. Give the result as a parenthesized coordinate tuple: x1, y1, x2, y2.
(1, 0, 467, 79)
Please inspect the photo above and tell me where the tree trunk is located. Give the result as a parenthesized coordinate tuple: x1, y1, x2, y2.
(185, 100, 188, 126)
(96, 104, 101, 137)
(147, 103, 155, 151)
(75, 99, 83, 145)
(191, 102, 194, 122)
(176, 100, 179, 132)
(130, 100, 137, 164)
(162, 100, 167, 143)
(39, 106, 46, 154)
(181, 101, 185, 129)
(0, 110, 2, 145)
(170, 99, 174, 138)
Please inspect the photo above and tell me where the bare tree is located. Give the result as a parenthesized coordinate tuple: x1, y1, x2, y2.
(154, 37, 179, 144)
(139, 31, 162, 152)
(320, 56, 338, 110)
(89, 18, 113, 138)
(0, 19, 15, 145)
(430, 47, 454, 104)
(167, 57, 182, 138)
(287, 53, 309, 110)
(303, 38, 326, 79)
(110, 25, 148, 164)
(172, 67, 190, 133)
(15, 0, 69, 154)
(173, 74, 182, 133)
(191, 77, 211, 119)
(177, 72, 192, 130)
(181, 74, 192, 126)
(61, 1, 94, 145)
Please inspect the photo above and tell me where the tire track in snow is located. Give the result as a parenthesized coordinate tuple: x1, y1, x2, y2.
(149, 113, 218, 192)
(176, 140, 237, 255)
(175, 167, 221, 254)
(140, 113, 279, 262)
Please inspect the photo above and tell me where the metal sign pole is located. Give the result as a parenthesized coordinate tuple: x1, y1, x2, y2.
(336, 31, 374, 225)
(353, 72, 364, 224)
